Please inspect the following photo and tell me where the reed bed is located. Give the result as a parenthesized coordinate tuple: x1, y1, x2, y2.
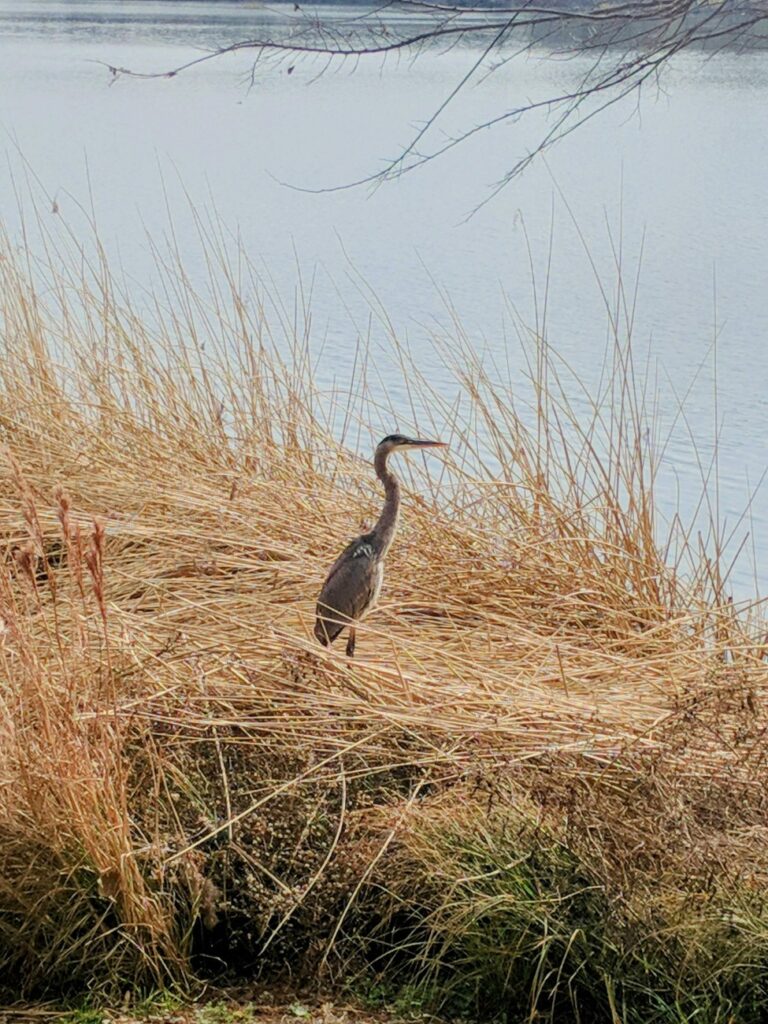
(1, 217, 767, 1022)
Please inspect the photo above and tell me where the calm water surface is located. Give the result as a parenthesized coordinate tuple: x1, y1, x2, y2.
(1, 1, 767, 597)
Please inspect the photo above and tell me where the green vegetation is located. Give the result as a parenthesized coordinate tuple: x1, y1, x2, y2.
(1, 216, 767, 1022)
(48, 997, 401, 1024)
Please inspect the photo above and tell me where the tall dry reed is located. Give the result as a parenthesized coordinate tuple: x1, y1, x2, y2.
(0, 211, 766, 1020)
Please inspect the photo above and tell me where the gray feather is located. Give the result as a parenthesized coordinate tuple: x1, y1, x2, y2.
(314, 539, 378, 645)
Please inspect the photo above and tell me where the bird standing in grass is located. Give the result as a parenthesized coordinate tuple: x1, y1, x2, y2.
(314, 433, 447, 657)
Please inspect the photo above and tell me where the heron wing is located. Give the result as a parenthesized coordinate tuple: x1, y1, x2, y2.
(315, 539, 377, 645)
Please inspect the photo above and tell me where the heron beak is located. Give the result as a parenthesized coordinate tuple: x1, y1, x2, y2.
(410, 439, 448, 449)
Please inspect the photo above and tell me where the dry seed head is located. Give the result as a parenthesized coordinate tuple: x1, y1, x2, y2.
(85, 517, 108, 622)
(53, 484, 70, 512)
(86, 519, 106, 572)
(55, 486, 73, 538)
(92, 517, 106, 550)
(14, 542, 37, 582)
(199, 877, 220, 930)
(4, 446, 25, 486)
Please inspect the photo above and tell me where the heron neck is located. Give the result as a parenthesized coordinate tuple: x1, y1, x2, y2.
(373, 447, 401, 557)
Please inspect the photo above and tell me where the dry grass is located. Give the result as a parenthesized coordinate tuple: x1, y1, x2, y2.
(1, 212, 767, 1022)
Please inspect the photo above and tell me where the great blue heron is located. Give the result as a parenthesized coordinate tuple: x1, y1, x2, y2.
(314, 434, 447, 657)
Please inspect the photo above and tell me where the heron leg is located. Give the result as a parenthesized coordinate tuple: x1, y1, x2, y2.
(345, 627, 356, 658)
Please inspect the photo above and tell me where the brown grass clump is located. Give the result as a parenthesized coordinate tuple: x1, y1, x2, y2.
(0, 216, 767, 1021)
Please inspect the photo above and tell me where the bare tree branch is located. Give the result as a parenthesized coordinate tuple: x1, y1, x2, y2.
(104, 0, 768, 203)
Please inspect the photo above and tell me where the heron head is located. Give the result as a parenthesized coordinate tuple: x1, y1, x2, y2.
(377, 433, 448, 456)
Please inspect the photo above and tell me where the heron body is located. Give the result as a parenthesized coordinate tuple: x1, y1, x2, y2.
(314, 433, 446, 657)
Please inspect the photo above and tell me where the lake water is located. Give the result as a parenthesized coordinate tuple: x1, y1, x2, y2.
(1, 1, 767, 600)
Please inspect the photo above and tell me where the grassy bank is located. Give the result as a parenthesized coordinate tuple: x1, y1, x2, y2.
(1, 221, 767, 1023)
